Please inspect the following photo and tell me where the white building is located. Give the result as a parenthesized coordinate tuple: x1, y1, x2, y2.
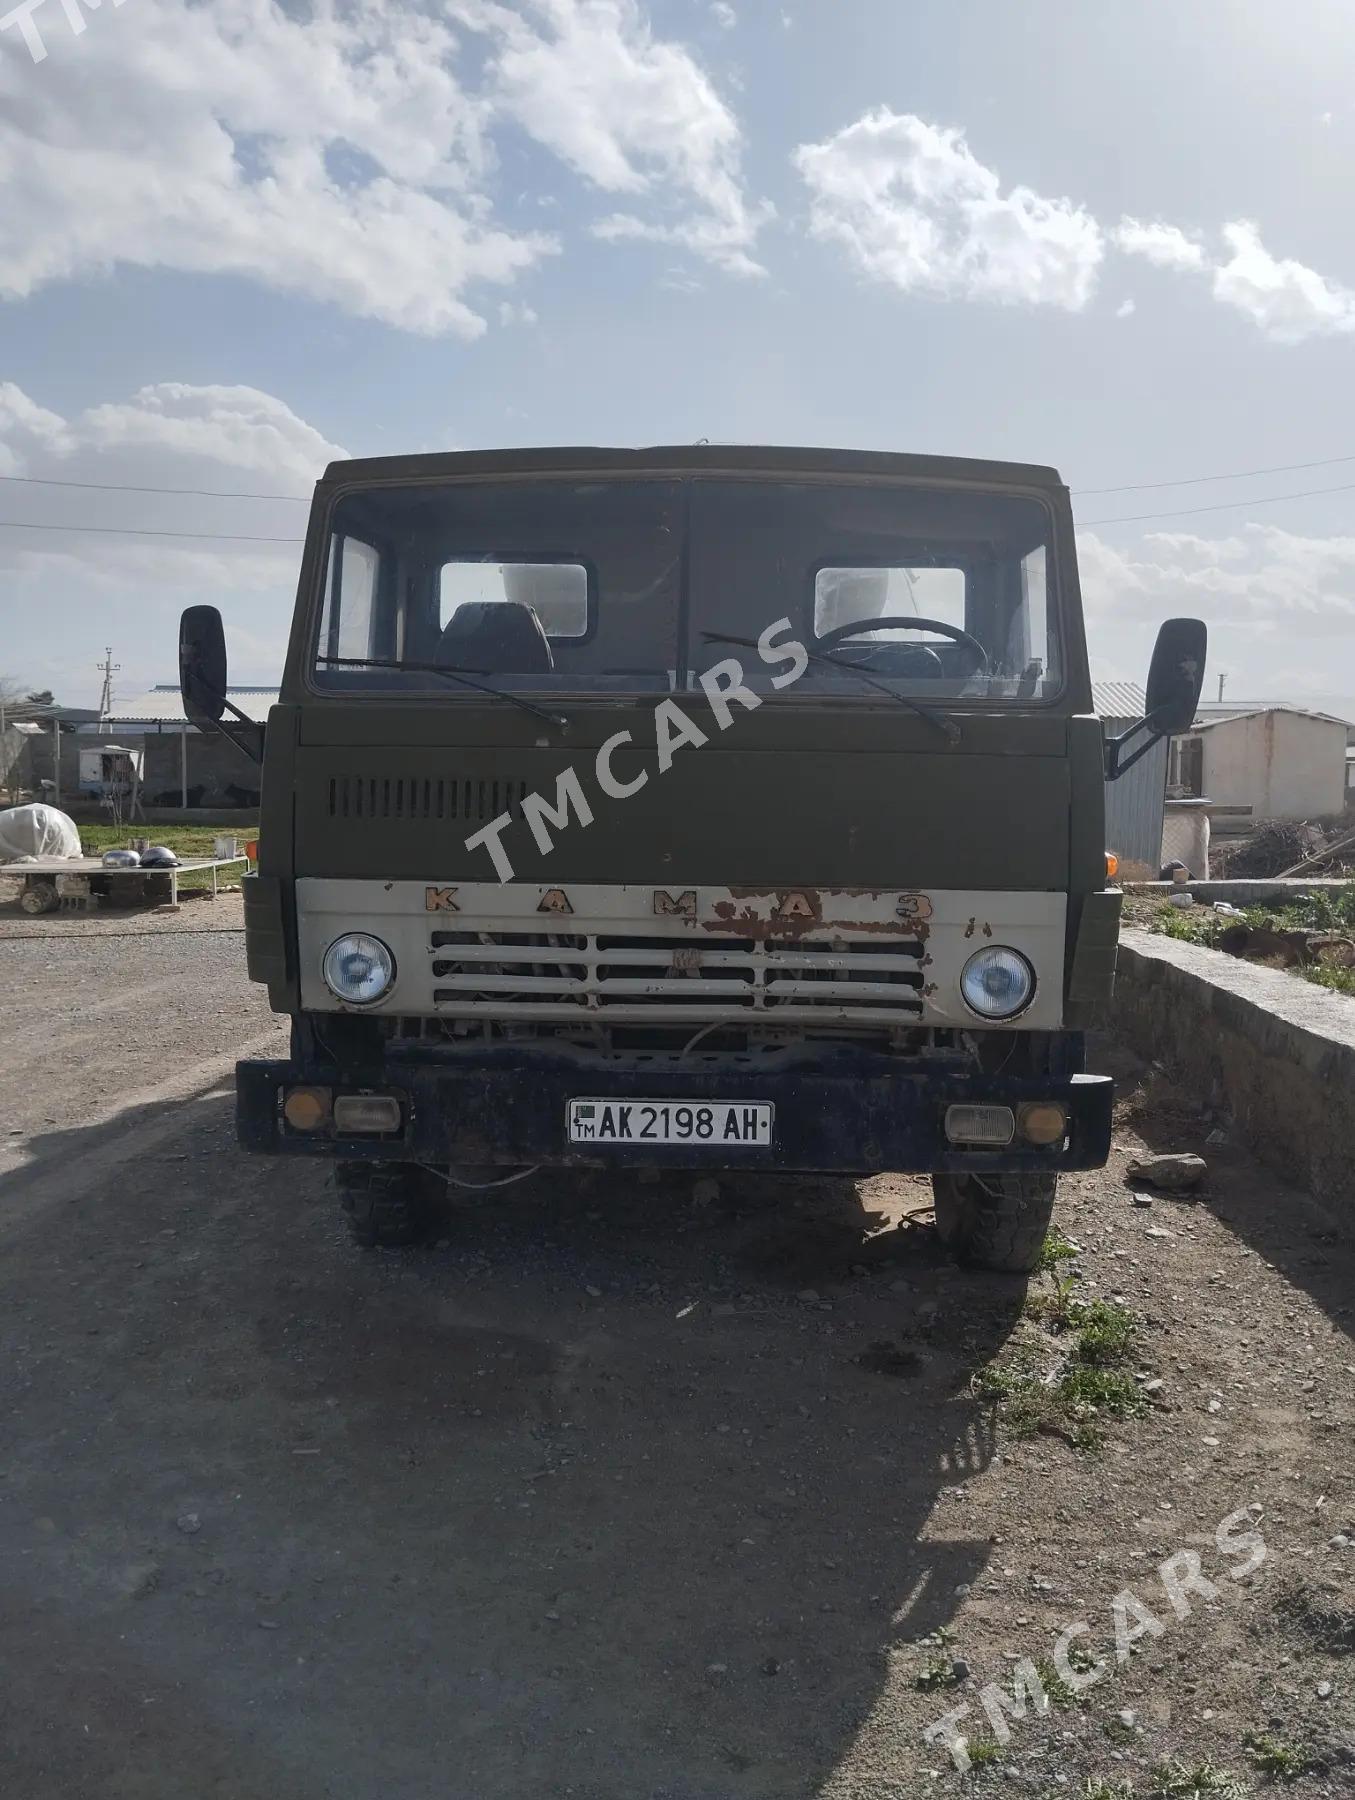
(1169, 705, 1350, 822)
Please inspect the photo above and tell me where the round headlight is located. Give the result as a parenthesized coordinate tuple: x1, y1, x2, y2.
(323, 932, 395, 1005)
(960, 946, 1035, 1021)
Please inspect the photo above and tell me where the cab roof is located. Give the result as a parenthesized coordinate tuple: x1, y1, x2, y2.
(320, 444, 1064, 491)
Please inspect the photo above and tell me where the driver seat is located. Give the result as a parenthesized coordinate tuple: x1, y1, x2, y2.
(437, 601, 554, 673)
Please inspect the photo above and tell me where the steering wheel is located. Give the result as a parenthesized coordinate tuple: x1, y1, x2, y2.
(814, 615, 990, 674)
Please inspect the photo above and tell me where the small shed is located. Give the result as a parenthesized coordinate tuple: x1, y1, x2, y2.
(1096, 681, 1168, 881)
(1170, 706, 1348, 822)
(77, 743, 144, 798)
(91, 686, 278, 808)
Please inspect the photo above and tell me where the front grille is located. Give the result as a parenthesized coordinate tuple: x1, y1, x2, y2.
(327, 775, 532, 823)
(426, 928, 926, 1026)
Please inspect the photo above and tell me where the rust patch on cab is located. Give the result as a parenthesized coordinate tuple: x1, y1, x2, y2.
(703, 888, 932, 942)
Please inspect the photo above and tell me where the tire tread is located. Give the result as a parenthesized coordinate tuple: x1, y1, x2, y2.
(932, 1172, 1057, 1273)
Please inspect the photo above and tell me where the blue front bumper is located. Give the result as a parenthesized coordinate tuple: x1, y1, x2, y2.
(236, 1044, 1113, 1176)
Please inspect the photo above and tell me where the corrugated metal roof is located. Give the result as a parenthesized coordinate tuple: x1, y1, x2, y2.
(1193, 704, 1352, 732)
(1093, 681, 1145, 719)
(105, 685, 279, 725)
(1196, 698, 1355, 723)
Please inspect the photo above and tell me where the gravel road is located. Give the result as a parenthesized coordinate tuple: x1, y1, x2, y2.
(1, 902, 1351, 1799)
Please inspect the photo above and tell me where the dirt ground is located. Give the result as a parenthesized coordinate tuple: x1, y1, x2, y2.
(1, 900, 1351, 1799)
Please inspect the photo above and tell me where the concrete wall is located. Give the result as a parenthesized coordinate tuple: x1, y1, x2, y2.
(141, 728, 261, 807)
(1200, 711, 1346, 820)
(1115, 927, 1355, 1215)
(6, 727, 87, 802)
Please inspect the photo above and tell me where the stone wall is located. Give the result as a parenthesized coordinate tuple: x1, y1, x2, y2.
(1116, 927, 1355, 1214)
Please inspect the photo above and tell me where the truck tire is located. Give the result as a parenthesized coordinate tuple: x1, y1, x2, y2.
(335, 1162, 430, 1249)
(931, 1172, 1058, 1273)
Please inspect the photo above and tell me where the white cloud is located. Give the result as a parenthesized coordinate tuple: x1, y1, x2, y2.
(0, 0, 767, 333)
(457, 0, 770, 276)
(710, 2, 736, 27)
(0, 0, 554, 337)
(1077, 522, 1355, 701)
(1111, 215, 1355, 342)
(793, 115, 1355, 345)
(793, 110, 1103, 310)
(1078, 524, 1355, 666)
(1211, 221, 1355, 343)
(0, 381, 344, 699)
(1113, 217, 1207, 272)
(1115, 298, 1136, 319)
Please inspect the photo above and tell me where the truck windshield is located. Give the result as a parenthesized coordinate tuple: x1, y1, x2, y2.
(312, 477, 1062, 703)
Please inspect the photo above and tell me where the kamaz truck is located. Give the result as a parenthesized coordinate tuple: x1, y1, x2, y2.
(179, 445, 1204, 1270)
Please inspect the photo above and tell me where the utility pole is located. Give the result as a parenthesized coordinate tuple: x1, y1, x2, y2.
(1217, 672, 1227, 704)
(96, 647, 120, 724)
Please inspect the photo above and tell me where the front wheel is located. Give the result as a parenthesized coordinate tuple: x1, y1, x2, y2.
(335, 1161, 433, 1249)
(932, 1172, 1058, 1273)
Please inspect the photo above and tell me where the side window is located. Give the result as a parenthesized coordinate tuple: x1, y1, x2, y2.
(439, 561, 589, 638)
(813, 565, 965, 638)
(1016, 544, 1053, 681)
(319, 536, 379, 663)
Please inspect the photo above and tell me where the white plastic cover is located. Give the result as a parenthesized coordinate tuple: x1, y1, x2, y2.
(0, 804, 83, 862)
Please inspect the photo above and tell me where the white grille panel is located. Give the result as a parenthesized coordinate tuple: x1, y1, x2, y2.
(427, 931, 925, 1024)
(294, 881, 1068, 1031)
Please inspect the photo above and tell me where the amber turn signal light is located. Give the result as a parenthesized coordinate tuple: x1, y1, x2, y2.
(1018, 1102, 1068, 1146)
(283, 1086, 331, 1131)
(1105, 851, 1120, 880)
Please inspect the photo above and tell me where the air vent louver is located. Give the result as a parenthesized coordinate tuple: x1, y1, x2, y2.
(327, 775, 532, 823)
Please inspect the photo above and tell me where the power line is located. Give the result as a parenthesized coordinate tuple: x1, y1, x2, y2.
(1, 466, 1351, 541)
(1074, 449, 1355, 496)
(0, 471, 311, 501)
(4, 445, 1355, 506)
(1077, 479, 1355, 528)
(3, 451, 1355, 515)
(0, 518, 304, 543)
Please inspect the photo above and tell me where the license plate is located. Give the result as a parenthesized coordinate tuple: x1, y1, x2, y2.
(568, 1098, 774, 1146)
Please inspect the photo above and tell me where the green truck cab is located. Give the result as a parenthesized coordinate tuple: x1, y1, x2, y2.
(180, 445, 1205, 1270)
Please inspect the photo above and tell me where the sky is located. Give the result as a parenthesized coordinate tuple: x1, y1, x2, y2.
(3, 0, 1355, 713)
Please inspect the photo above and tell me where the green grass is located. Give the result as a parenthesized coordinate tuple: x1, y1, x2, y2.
(914, 1652, 962, 1692)
(1071, 1301, 1137, 1365)
(1242, 1731, 1310, 1781)
(1027, 1287, 1137, 1362)
(1147, 891, 1355, 995)
(1032, 1655, 1089, 1709)
(1036, 1228, 1080, 1272)
(973, 1355, 1145, 1451)
(982, 1251, 1145, 1450)
(1304, 962, 1355, 995)
(76, 823, 257, 857)
(1039, 1773, 1249, 1800)
(965, 1736, 1003, 1770)
(73, 823, 256, 896)
(1145, 1760, 1250, 1799)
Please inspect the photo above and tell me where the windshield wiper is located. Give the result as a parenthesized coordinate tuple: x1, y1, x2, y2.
(699, 632, 960, 743)
(317, 655, 569, 730)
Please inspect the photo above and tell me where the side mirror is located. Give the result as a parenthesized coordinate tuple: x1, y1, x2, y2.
(179, 605, 228, 727)
(1144, 617, 1208, 734)
(1104, 617, 1207, 783)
